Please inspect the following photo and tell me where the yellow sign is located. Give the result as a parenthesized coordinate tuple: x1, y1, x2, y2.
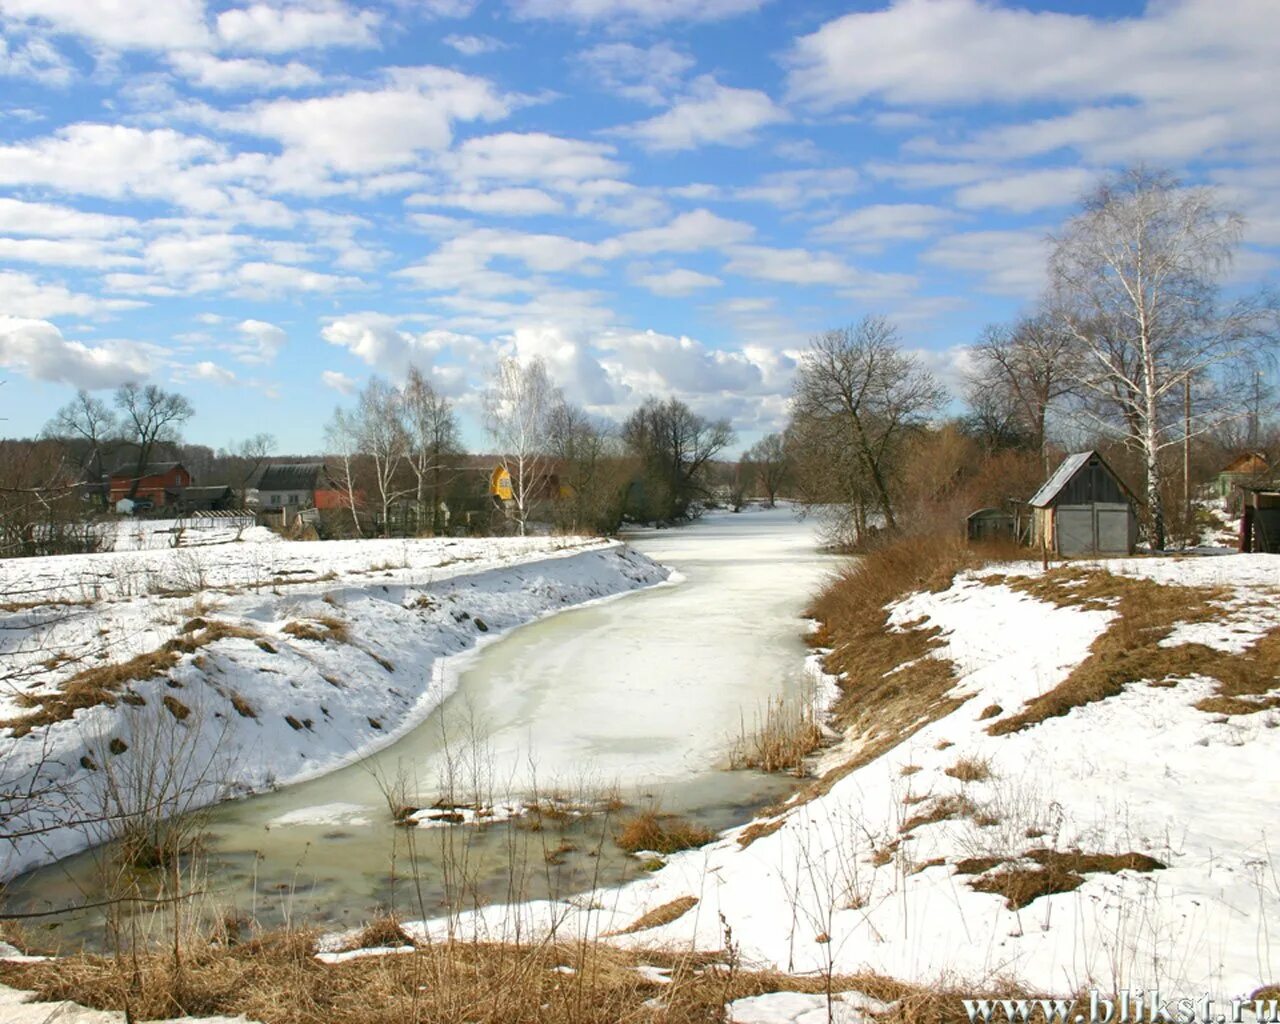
(489, 465, 513, 501)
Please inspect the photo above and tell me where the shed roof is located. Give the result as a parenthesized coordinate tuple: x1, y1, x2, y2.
(1221, 452, 1269, 475)
(1028, 450, 1137, 508)
(1029, 452, 1092, 508)
(256, 463, 324, 491)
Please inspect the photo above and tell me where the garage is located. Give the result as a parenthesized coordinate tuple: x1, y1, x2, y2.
(1029, 451, 1139, 557)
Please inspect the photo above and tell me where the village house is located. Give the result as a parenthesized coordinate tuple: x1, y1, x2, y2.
(1216, 451, 1270, 500)
(250, 463, 347, 511)
(108, 461, 191, 510)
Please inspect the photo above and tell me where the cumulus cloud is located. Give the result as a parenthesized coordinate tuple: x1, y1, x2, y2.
(617, 75, 788, 152)
(0, 197, 138, 238)
(443, 34, 506, 56)
(0, 316, 156, 388)
(321, 369, 358, 394)
(509, 0, 767, 27)
(232, 318, 287, 363)
(215, 1, 381, 53)
(440, 132, 624, 186)
(167, 51, 322, 92)
(0, 34, 74, 85)
(952, 166, 1099, 213)
(408, 187, 565, 217)
(814, 203, 957, 246)
(0, 270, 144, 318)
(181, 359, 238, 385)
(923, 228, 1051, 298)
(630, 267, 722, 297)
(0, 0, 210, 51)
(579, 42, 692, 106)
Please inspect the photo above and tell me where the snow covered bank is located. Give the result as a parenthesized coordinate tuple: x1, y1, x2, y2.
(400, 552, 1280, 998)
(0, 535, 668, 880)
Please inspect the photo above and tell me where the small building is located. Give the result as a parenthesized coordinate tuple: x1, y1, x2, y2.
(966, 507, 1016, 544)
(179, 485, 236, 514)
(108, 462, 191, 508)
(1029, 451, 1139, 557)
(1240, 486, 1280, 553)
(1217, 452, 1269, 499)
(251, 463, 346, 510)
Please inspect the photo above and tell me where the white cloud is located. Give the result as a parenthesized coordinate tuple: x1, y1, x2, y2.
(923, 228, 1051, 298)
(183, 359, 237, 385)
(509, 0, 767, 27)
(617, 75, 788, 152)
(443, 34, 506, 56)
(0, 236, 140, 269)
(233, 318, 287, 363)
(321, 369, 357, 394)
(215, 1, 381, 53)
(597, 327, 764, 401)
(630, 267, 722, 297)
(0, 0, 210, 51)
(725, 244, 917, 300)
(0, 198, 138, 238)
(612, 209, 754, 254)
(418, 0, 479, 15)
(441, 132, 624, 186)
(814, 203, 956, 246)
(409, 188, 565, 216)
(0, 34, 73, 85)
(786, 0, 1278, 108)
(0, 316, 156, 388)
(579, 42, 692, 106)
(239, 69, 513, 174)
(953, 166, 1099, 213)
(235, 261, 363, 296)
(0, 270, 143, 318)
(167, 51, 322, 92)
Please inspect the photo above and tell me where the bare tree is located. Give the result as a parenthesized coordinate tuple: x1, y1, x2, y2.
(47, 390, 119, 504)
(226, 433, 275, 506)
(323, 407, 365, 537)
(547, 402, 627, 534)
(744, 432, 789, 507)
(1049, 166, 1277, 548)
(483, 356, 560, 536)
(791, 316, 946, 534)
(402, 366, 461, 533)
(621, 397, 734, 522)
(966, 313, 1077, 470)
(113, 383, 193, 497)
(355, 377, 411, 537)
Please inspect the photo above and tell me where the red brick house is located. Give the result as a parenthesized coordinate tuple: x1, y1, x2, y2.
(109, 462, 191, 507)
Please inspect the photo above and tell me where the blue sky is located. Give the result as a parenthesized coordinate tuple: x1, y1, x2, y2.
(0, 0, 1276, 454)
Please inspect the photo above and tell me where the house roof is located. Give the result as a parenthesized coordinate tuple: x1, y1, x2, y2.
(109, 461, 185, 479)
(182, 485, 233, 499)
(1029, 452, 1093, 508)
(256, 462, 324, 491)
(1029, 450, 1137, 508)
(1221, 452, 1269, 475)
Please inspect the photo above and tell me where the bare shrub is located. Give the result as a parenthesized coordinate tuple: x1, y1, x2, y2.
(728, 692, 825, 774)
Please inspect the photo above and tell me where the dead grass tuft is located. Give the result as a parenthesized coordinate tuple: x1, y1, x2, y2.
(606, 896, 699, 936)
(944, 756, 991, 783)
(957, 848, 1164, 909)
(900, 794, 977, 834)
(614, 811, 715, 855)
(342, 915, 416, 952)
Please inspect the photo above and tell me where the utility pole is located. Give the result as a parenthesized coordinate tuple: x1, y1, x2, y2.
(1183, 375, 1192, 521)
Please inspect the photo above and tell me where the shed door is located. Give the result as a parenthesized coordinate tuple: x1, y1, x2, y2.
(1056, 506, 1094, 556)
(1095, 504, 1132, 555)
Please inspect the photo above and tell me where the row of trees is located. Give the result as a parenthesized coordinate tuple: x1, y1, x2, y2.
(783, 166, 1278, 550)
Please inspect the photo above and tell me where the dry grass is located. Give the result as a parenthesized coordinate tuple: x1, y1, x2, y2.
(606, 896, 699, 936)
(900, 794, 977, 834)
(614, 811, 715, 855)
(281, 615, 350, 644)
(956, 848, 1164, 910)
(0, 934, 929, 1024)
(728, 693, 825, 774)
(987, 570, 1280, 734)
(341, 915, 415, 952)
(944, 756, 991, 783)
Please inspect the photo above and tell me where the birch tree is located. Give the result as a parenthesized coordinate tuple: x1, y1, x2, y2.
(356, 377, 411, 537)
(323, 408, 364, 537)
(402, 366, 460, 532)
(483, 356, 560, 536)
(1049, 167, 1276, 549)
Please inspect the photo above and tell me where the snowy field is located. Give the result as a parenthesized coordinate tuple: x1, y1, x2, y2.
(0, 533, 669, 879)
(395, 551, 1280, 1001)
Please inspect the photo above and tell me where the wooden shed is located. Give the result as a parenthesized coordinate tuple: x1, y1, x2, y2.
(1240, 487, 1280, 553)
(1029, 451, 1139, 557)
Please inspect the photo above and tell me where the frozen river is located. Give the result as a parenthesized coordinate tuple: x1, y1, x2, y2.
(6, 507, 834, 946)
